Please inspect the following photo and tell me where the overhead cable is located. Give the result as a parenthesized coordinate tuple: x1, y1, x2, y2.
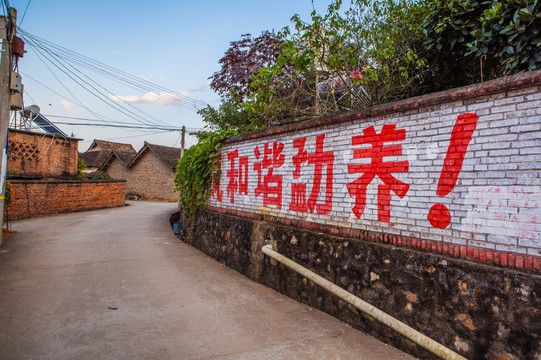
(22, 36, 166, 128)
(19, 0, 31, 27)
(19, 29, 207, 110)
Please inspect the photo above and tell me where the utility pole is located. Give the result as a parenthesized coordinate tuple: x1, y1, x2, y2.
(0, 7, 16, 233)
(180, 126, 185, 158)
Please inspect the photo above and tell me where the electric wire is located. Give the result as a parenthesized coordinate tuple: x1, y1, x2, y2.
(22, 32, 200, 135)
(23, 70, 204, 138)
(172, 132, 182, 147)
(18, 29, 207, 110)
(24, 33, 172, 127)
(41, 114, 200, 133)
(21, 59, 115, 124)
(23, 88, 35, 103)
(21, 72, 125, 127)
(78, 129, 176, 151)
(23, 37, 166, 128)
(104, 129, 174, 141)
(17, 28, 205, 141)
(19, 0, 31, 27)
(47, 121, 183, 131)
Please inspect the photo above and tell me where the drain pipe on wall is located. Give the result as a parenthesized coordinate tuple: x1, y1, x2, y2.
(262, 244, 467, 360)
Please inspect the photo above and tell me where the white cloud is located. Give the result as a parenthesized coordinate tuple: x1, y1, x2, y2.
(109, 91, 189, 106)
(60, 99, 73, 109)
(189, 85, 207, 93)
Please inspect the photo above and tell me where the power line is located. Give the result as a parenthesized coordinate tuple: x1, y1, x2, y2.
(20, 31, 204, 135)
(104, 129, 175, 141)
(16, 28, 206, 142)
(23, 88, 35, 104)
(48, 121, 183, 131)
(23, 37, 166, 128)
(22, 71, 128, 126)
(18, 29, 208, 110)
(19, 0, 31, 27)
(21, 58, 113, 123)
(27, 35, 172, 127)
(41, 114, 200, 132)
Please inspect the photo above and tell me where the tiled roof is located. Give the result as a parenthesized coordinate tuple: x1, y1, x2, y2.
(145, 142, 182, 168)
(87, 140, 136, 153)
(128, 142, 181, 169)
(98, 150, 137, 171)
(81, 140, 136, 168)
(79, 150, 103, 168)
(114, 150, 136, 165)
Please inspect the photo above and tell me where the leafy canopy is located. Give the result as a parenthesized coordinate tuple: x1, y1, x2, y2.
(423, 0, 541, 89)
(247, 0, 430, 123)
(176, 0, 540, 214)
(209, 31, 284, 104)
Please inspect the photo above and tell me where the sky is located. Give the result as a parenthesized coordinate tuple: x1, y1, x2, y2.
(8, 0, 330, 152)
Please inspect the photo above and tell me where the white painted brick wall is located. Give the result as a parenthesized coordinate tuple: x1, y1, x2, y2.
(208, 84, 541, 256)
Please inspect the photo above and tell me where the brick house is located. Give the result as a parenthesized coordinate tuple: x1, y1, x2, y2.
(79, 140, 136, 173)
(7, 128, 80, 178)
(100, 141, 180, 202)
(6, 130, 126, 221)
(99, 150, 136, 181)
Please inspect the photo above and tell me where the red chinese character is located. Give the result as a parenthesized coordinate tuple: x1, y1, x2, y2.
(289, 134, 334, 214)
(226, 149, 248, 203)
(211, 153, 223, 202)
(347, 125, 409, 222)
(253, 141, 285, 208)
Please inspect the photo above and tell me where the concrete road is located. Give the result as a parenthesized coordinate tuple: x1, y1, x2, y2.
(0, 201, 415, 360)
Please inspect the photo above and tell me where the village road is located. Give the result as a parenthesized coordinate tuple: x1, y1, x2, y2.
(0, 201, 414, 360)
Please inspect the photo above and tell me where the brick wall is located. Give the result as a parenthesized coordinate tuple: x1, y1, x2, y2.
(7, 129, 79, 178)
(207, 70, 541, 271)
(7, 179, 126, 220)
(107, 157, 129, 180)
(128, 151, 178, 202)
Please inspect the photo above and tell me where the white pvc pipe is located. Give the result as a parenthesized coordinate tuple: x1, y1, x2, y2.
(262, 244, 467, 360)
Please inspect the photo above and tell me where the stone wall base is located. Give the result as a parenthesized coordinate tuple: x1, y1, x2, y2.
(177, 208, 541, 360)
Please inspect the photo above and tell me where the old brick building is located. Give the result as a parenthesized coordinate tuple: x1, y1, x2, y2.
(99, 150, 135, 181)
(7, 129, 80, 178)
(79, 140, 136, 173)
(99, 141, 180, 202)
(6, 130, 126, 221)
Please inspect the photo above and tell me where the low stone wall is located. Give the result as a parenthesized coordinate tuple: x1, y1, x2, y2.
(7, 179, 126, 220)
(177, 208, 541, 360)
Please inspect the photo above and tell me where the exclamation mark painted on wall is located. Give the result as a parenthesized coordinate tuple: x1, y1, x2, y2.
(428, 113, 478, 229)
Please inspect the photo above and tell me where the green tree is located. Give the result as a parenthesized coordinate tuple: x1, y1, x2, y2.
(248, 0, 429, 121)
(77, 157, 86, 179)
(423, 0, 541, 90)
(197, 100, 257, 133)
(205, 31, 288, 130)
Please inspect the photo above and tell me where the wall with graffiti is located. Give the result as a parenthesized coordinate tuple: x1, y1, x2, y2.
(207, 71, 541, 268)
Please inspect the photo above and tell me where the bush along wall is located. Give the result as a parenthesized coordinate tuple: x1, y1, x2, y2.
(177, 70, 541, 360)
